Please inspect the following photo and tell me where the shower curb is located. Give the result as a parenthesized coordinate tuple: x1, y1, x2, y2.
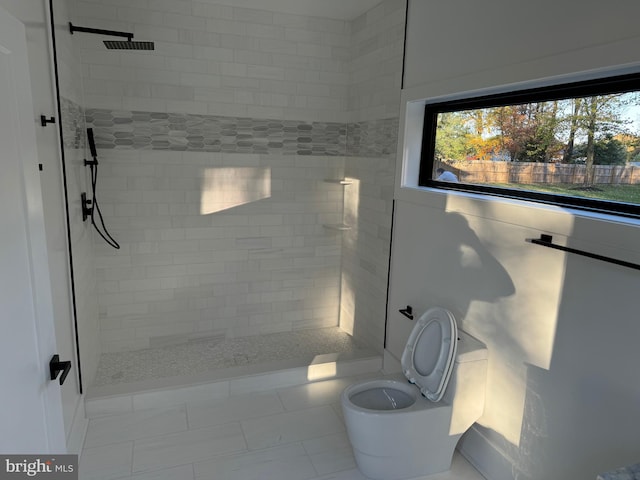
(85, 352, 382, 418)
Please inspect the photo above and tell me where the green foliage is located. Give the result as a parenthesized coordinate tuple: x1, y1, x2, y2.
(573, 135, 627, 165)
(500, 183, 640, 204)
(433, 92, 639, 167)
(434, 112, 473, 160)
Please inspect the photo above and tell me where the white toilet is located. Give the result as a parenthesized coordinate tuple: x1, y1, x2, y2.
(341, 307, 488, 480)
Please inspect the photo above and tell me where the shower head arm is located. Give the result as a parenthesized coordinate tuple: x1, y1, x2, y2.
(69, 23, 134, 42)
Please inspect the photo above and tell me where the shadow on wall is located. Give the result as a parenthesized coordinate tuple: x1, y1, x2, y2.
(387, 197, 583, 473)
(439, 196, 569, 449)
(476, 213, 640, 479)
(432, 210, 516, 309)
(448, 198, 640, 479)
(386, 201, 518, 363)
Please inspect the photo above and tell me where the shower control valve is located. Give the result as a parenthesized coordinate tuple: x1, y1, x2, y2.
(81, 192, 93, 222)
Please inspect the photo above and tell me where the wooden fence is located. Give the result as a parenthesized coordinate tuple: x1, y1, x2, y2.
(438, 160, 640, 185)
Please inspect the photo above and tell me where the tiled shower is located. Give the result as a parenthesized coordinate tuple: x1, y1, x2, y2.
(53, 0, 405, 390)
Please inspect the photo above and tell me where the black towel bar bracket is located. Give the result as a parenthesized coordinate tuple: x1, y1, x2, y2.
(528, 234, 640, 271)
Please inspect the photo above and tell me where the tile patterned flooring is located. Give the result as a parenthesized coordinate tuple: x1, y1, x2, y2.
(80, 374, 487, 480)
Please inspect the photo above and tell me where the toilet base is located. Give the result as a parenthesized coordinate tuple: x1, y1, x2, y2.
(341, 379, 464, 480)
(352, 442, 456, 480)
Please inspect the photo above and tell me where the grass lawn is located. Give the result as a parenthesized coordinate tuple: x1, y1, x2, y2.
(493, 183, 640, 204)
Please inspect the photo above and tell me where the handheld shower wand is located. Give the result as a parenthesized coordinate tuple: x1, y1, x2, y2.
(83, 128, 120, 249)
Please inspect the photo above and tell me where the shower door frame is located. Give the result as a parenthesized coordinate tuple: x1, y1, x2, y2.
(47, 0, 85, 393)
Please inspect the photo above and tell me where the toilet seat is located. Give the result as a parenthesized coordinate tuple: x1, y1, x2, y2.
(401, 307, 458, 402)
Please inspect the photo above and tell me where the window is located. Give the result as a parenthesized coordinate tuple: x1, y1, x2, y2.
(419, 73, 640, 219)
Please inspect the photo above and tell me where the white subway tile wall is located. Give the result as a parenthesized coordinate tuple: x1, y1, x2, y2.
(91, 148, 345, 352)
(340, 0, 404, 351)
(61, 0, 406, 357)
(74, 0, 350, 123)
(349, 0, 405, 122)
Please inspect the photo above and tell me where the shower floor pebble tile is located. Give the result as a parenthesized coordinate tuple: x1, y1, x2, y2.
(93, 327, 364, 386)
(80, 375, 487, 480)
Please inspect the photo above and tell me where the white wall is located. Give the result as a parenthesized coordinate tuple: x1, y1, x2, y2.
(0, 0, 86, 449)
(391, 1, 640, 478)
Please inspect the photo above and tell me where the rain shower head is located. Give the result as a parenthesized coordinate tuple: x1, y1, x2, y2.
(69, 23, 154, 51)
(104, 40, 155, 50)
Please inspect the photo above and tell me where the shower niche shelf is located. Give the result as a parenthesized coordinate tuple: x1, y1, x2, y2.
(323, 179, 351, 231)
(324, 179, 352, 185)
(323, 223, 352, 231)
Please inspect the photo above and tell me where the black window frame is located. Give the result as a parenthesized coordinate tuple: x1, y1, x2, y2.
(419, 73, 640, 219)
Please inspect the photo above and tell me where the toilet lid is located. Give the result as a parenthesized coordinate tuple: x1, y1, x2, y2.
(401, 307, 458, 402)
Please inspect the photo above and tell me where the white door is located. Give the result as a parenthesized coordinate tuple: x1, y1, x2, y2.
(0, 5, 66, 453)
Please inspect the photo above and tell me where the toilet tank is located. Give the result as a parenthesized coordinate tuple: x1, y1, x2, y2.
(455, 330, 488, 363)
(442, 330, 488, 435)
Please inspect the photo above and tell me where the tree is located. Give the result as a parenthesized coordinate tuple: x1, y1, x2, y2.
(579, 94, 634, 184)
(490, 105, 534, 161)
(432, 92, 639, 173)
(435, 112, 473, 160)
(584, 97, 598, 184)
(490, 102, 563, 162)
(561, 98, 582, 163)
(523, 101, 564, 162)
(573, 135, 627, 165)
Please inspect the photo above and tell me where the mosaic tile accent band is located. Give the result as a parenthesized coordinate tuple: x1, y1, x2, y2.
(60, 96, 86, 150)
(85, 108, 347, 156)
(75, 104, 398, 157)
(347, 117, 399, 157)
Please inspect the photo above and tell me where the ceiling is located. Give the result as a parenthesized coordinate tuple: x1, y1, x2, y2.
(202, 0, 383, 20)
